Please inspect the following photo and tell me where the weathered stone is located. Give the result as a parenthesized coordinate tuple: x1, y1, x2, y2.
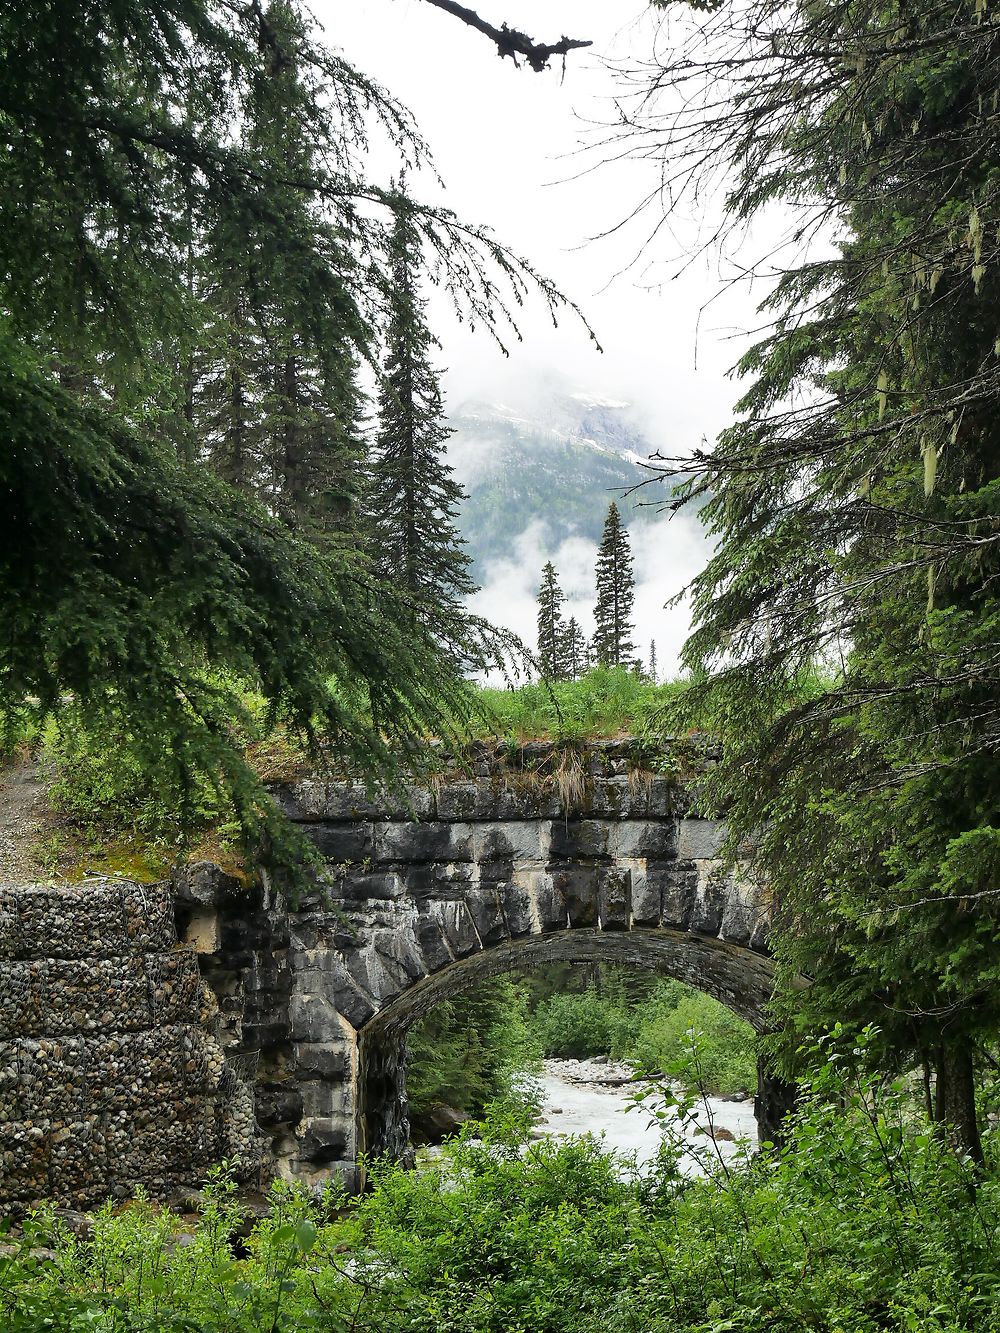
(610, 820, 677, 860)
(553, 867, 600, 927)
(548, 820, 610, 859)
(425, 900, 481, 958)
(0, 745, 793, 1210)
(598, 867, 630, 930)
(256, 1082, 304, 1128)
(464, 888, 510, 946)
(306, 823, 375, 865)
(473, 822, 549, 863)
(658, 863, 699, 930)
(373, 822, 473, 863)
(294, 1043, 349, 1080)
(677, 819, 727, 860)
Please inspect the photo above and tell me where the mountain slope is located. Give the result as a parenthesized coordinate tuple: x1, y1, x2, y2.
(447, 392, 669, 579)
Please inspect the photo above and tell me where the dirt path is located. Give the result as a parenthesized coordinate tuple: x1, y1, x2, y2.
(0, 758, 56, 881)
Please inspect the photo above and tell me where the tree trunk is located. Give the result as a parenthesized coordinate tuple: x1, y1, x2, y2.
(754, 1055, 797, 1148)
(934, 1042, 983, 1165)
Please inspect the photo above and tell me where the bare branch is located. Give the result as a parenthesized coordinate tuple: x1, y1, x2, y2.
(419, 0, 591, 72)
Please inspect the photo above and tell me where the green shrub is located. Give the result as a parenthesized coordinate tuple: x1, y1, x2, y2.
(530, 988, 632, 1059)
(7, 1060, 1000, 1333)
(631, 989, 757, 1096)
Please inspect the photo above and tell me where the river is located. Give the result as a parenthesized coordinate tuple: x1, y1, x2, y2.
(533, 1058, 758, 1172)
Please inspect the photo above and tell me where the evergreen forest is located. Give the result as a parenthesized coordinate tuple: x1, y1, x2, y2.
(6, 0, 1000, 1330)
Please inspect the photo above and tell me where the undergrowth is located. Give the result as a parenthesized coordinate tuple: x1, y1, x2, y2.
(5, 1043, 999, 1332)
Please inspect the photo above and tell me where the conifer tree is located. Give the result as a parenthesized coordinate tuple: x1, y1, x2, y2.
(562, 616, 587, 680)
(368, 191, 476, 643)
(648, 640, 657, 683)
(536, 562, 566, 679)
(593, 502, 636, 668)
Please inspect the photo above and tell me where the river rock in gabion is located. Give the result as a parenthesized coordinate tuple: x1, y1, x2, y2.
(0, 880, 263, 1212)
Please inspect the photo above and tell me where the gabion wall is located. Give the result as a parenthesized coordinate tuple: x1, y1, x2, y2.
(0, 880, 259, 1213)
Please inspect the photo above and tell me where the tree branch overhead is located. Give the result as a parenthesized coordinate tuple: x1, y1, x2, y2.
(421, 0, 591, 71)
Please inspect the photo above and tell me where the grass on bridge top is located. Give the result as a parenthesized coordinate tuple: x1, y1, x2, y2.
(464, 667, 686, 744)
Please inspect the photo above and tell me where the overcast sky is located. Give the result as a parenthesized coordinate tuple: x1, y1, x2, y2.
(315, 1, 774, 675)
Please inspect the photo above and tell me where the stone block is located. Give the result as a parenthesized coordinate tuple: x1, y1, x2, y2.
(500, 883, 534, 937)
(172, 860, 246, 909)
(373, 821, 473, 863)
(689, 865, 729, 936)
(677, 819, 727, 861)
(298, 1115, 350, 1165)
(619, 860, 656, 926)
(493, 787, 565, 821)
(548, 820, 610, 860)
(256, 1081, 304, 1129)
(274, 780, 435, 822)
(610, 820, 677, 860)
(322, 870, 406, 903)
(464, 888, 510, 946)
(657, 863, 699, 930)
(415, 912, 453, 972)
(436, 782, 501, 821)
(290, 966, 374, 1032)
(552, 867, 599, 927)
(307, 823, 375, 865)
(293, 1042, 350, 1081)
(473, 822, 549, 863)
(598, 867, 630, 930)
(512, 869, 565, 932)
(426, 900, 481, 958)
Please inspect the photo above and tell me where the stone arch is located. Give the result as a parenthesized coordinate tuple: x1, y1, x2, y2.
(197, 761, 796, 1191)
(356, 927, 778, 1166)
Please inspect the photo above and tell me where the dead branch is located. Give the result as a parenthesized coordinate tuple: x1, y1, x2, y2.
(420, 0, 591, 71)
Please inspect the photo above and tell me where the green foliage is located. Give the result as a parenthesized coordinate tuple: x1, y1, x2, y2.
(8, 1056, 1000, 1333)
(536, 560, 568, 679)
(0, 0, 583, 875)
(367, 191, 478, 661)
(406, 979, 541, 1117)
(630, 989, 757, 1097)
(528, 973, 757, 1097)
(530, 987, 632, 1060)
(467, 667, 686, 742)
(628, 0, 1000, 1151)
(593, 502, 636, 669)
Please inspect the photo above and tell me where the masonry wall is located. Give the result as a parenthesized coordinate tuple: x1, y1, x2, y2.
(0, 880, 261, 1213)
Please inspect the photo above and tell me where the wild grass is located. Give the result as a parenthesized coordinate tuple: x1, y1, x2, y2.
(464, 667, 687, 743)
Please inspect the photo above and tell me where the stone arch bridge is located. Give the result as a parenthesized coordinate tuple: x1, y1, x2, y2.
(180, 741, 792, 1191)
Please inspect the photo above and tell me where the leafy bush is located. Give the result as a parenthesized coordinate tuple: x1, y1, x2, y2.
(530, 987, 632, 1059)
(631, 988, 757, 1096)
(7, 1055, 1000, 1333)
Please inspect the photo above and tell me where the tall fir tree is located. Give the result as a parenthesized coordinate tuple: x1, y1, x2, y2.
(648, 640, 657, 684)
(195, 0, 368, 545)
(536, 562, 566, 679)
(561, 616, 587, 680)
(368, 191, 476, 643)
(592, 502, 636, 668)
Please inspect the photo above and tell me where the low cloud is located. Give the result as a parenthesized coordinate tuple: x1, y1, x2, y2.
(468, 509, 708, 680)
